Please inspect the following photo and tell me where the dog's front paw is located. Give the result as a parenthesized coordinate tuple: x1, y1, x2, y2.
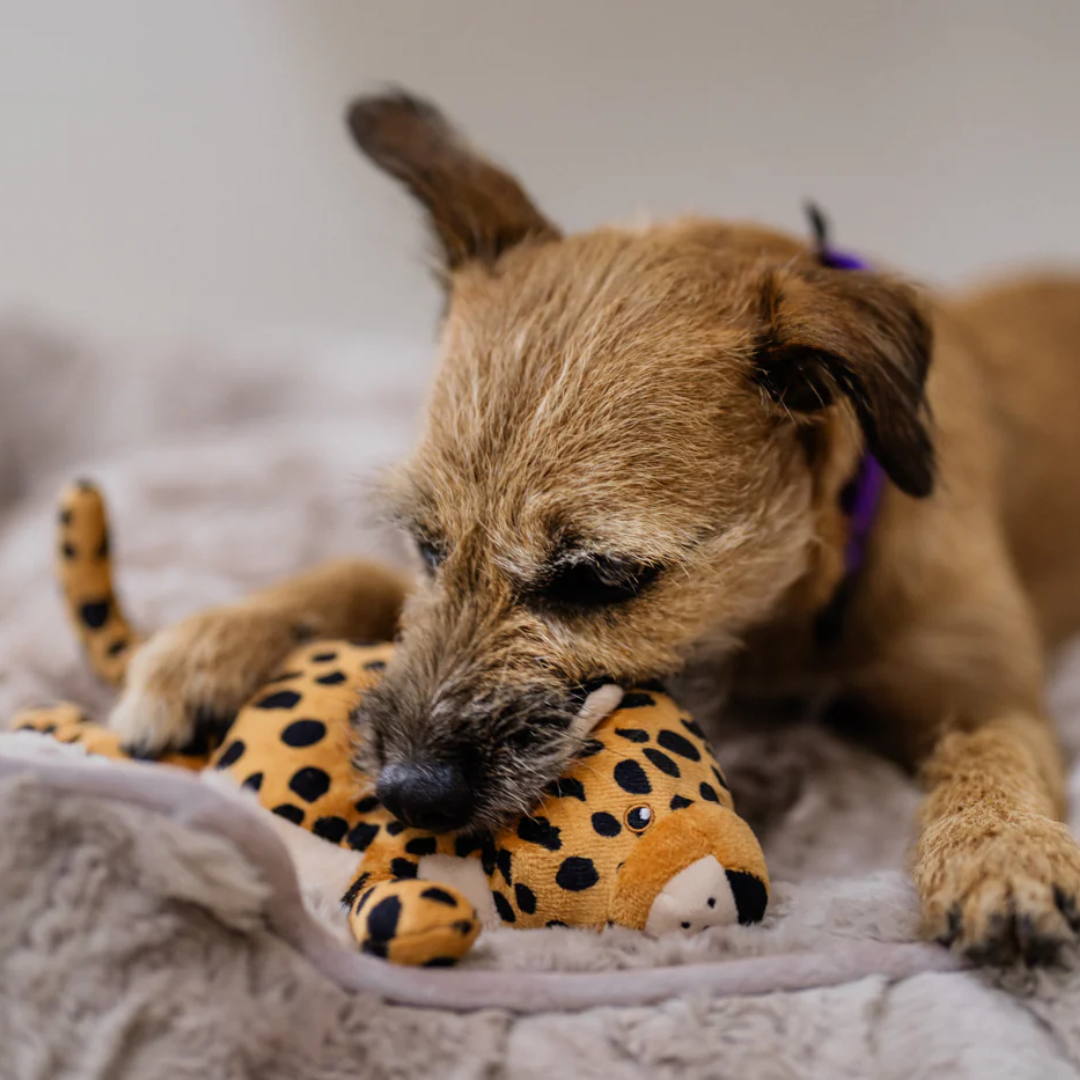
(108, 607, 299, 756)
(916, 809, 1080, 965)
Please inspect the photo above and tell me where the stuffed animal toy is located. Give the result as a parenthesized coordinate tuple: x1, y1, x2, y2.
(12, 481, 770, 966)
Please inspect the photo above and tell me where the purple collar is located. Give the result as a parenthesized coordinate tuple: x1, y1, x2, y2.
(808, 204, 886, 634)
(818, 248, 868, 272)
(839, 450, 886, 576)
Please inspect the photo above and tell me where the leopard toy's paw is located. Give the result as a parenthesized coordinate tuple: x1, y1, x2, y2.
(11, 704, 209, 770)
(12, 704, 106, 747)
(348, 878, 480, 967)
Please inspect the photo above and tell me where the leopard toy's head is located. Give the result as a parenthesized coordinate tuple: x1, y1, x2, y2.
(482, 687, 769, 934)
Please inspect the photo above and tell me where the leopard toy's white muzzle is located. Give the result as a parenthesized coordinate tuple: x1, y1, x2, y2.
(645, 855, 741, 933)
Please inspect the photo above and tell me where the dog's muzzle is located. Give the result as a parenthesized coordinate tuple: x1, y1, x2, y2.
(371, 680, 625, 833)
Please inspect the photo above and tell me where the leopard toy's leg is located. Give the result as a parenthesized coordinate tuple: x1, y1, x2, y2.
(12, 703, 108, 747)
(345, 872, 480, 967)
(11, 703, 210, 771)
(56, 480, 142, 686)
(337, 783, 482, 966)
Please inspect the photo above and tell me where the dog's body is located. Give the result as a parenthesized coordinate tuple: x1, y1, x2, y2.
(737, 274, 1080, 715)
(108, 92, 1080, 964)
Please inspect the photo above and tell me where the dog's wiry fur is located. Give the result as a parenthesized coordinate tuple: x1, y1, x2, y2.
(108, 90, 1080, 965)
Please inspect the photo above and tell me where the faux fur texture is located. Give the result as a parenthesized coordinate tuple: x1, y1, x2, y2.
(4, 316, 1080, 1077)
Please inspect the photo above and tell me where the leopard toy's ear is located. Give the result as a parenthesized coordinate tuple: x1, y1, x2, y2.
(568, 680, 626, 740)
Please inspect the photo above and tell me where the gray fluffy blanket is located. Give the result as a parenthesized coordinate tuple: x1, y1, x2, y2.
(3, 316, 1080, 1079)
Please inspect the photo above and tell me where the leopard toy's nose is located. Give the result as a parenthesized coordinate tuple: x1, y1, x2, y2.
(645, 854, 768, 933)
(376, 760, 473, 832)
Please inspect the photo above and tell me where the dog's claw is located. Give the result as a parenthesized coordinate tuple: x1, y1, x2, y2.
(1053, 886, 1080, 931)
(935, 904, 963, 949)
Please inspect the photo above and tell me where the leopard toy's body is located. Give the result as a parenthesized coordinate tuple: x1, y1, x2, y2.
(12, 481, 769, 966)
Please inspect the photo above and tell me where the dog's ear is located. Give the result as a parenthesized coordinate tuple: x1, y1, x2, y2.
(753, 265, 935, 498)
(345, 89, 559, 273)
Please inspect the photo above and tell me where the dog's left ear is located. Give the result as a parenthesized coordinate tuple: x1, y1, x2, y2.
(345, 89, 560, 273)
(753, 265, 935, 498)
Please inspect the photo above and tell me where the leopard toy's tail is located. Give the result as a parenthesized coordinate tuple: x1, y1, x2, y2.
(11, 480, 206, 771)
(55, 480, 142, 687)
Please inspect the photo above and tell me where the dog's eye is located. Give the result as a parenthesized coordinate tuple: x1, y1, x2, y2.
(537, 556, 661, 610)
(415, 537, 446, 576)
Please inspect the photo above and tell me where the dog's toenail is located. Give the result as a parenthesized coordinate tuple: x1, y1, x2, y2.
(1053, 886, 1079, 923)
(938, 905, 963, 947)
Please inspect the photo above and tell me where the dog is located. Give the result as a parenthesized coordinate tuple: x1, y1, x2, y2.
(108, 90, 1080, 965)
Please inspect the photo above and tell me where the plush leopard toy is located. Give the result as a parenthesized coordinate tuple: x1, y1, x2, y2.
(12, 481, 770, 966)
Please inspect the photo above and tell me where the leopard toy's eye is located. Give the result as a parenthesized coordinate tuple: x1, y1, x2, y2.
(625, 805, 653, 833)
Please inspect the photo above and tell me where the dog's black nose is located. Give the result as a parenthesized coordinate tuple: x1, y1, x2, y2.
(376, 760, 474, 832)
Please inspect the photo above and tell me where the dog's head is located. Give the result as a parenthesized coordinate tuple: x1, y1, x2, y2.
(346, 90, 934, 834)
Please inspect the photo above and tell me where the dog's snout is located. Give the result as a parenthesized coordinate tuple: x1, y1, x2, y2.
(376, 760, 474, 832)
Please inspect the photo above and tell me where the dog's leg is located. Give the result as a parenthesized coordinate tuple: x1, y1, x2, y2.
(915, 709, 1079, 962)
(853, 531, 1080, 963)
(108, 559, 409, 755)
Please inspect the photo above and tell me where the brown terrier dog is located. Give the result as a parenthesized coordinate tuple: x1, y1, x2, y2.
(108, 90, 1080, 965)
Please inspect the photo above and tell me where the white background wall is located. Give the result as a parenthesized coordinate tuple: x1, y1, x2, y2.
(0, 0, 1078, 347)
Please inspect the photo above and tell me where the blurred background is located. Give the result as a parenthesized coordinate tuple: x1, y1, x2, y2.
(0, 0, 1078, 512)
(1, 0, 1078, 347)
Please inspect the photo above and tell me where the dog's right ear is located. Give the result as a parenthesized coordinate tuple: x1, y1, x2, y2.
(752, 265, 935, 498)
(345, 90, 559, 273)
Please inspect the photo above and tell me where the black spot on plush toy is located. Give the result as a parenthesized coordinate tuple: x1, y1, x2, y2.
(13, 481, 769, 966)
